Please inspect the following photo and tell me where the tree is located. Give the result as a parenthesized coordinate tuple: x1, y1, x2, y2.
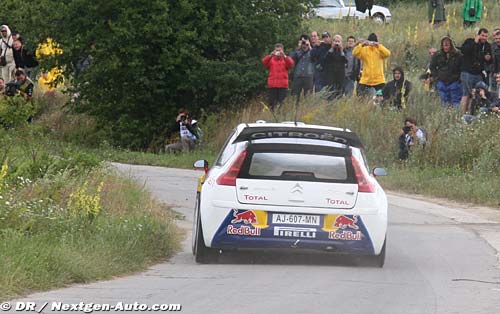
(1, 0, 317, 149)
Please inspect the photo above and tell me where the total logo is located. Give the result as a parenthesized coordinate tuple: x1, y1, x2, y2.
(274, 226, 317, 239)
(326, 198, 350, 206)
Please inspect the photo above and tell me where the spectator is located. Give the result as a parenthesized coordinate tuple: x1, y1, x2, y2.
(13, 39, 38, 78)
(344, 36, 361, 96)
(372, 89, 385, 106)
(421, 47, 437, 92)
(262, 43, 294, 110)
(353, 33, 391, 97)
(398, 118, 427, 160)
(166, 109, 202, 153)
(428, 0, 446, 26)
(290, 35, 314, 101)
(310, 31, 322, 92)
(320, 34, 347, 100)
(311, 31, 332, 93)
(383, 66, 412, 110)
(470, 81, 491, 115)
(11, 30, 21, 41)
(404, 117, 427, 145)
(459, 28, 492, 114)
(430, 36, 463, 108)
(489, 29, 500, 98)
(0, 25, 15, 83)
(462, 0, 482, 29)
(12, 69, 34, 101)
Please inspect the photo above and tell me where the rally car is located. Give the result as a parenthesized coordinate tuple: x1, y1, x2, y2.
(192, 122, 388, 266)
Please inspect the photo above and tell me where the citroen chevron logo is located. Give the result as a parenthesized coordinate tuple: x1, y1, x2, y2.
(291, 183, 303, 194)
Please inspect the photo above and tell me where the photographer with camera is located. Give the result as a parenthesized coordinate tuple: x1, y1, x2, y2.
(310, 31, 332, 93)
(262, 43, 295, 110)
(290, 35, 314, 101)
(353, 33, 391, 97)
(5, 69, 34, 100)
(165, 109, 202, 153)
(319, 34, 347, 100)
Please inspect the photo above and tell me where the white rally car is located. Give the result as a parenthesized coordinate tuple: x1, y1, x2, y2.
(192, 122, 388, 266)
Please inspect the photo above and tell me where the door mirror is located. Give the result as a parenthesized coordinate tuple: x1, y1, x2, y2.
(372, 167, 387, 177)
(194, 160, 209, 173)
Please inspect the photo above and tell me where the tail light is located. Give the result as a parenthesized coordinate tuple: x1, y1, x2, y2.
(216, 150, 248, 186)
(351, 156, 376, 193)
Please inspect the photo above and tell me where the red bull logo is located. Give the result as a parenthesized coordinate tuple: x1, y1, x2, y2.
(328, 231, 362, 241)
(227, 225, 261, 236)
(231, 209, 258, 224)
(333, 215, 359, 230)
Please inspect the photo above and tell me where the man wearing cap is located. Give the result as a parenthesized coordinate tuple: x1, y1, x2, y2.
(0, 25, 15, 83)
(311, 31, 333, 92)
(353, 33, 391, 97)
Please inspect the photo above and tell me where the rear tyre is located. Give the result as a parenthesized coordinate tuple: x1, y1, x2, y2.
(374, 239, 386, 268)
(193, 196, 219, 264)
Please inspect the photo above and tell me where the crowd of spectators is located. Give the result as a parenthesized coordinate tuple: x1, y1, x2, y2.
(0, 24, 62, 101)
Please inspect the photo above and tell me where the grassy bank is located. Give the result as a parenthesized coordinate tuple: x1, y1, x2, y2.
(0, 128, 180, 300)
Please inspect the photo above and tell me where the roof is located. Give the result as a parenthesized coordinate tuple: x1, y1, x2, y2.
(233, 123, 364, 148)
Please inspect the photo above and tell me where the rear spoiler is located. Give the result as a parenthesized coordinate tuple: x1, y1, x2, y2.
(232, 126, 364, 148)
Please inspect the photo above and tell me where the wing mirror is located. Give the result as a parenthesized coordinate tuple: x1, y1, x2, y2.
(194, 160, 209, 174)
(372, 167, 388, 177)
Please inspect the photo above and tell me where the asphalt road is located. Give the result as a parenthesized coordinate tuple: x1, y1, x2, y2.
(11, 163, 500, 314)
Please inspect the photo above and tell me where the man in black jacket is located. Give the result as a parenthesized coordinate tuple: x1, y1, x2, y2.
(13, 39, 38, 78)
(310, 31, 332, 92)
(383, 67, 412, 110)
(320, 34, 347, 100)
(290, 34, 314, 101)
(430, 36, 463, 108)
(460, 28, 492, 113)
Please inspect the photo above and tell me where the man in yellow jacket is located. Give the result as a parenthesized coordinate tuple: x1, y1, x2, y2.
(353, 33, 391, 97)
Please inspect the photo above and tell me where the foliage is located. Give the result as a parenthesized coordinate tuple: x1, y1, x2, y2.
(0, 0, 318, 149)
(0, 96, 37, 128)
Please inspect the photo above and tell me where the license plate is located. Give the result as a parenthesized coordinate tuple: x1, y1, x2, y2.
(272, 214, 320, 226)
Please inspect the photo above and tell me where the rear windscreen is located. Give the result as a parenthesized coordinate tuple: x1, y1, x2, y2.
(247, 152, 348, 181)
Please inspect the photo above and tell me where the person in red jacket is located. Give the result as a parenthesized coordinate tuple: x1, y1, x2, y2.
(262, 43, 295, 110)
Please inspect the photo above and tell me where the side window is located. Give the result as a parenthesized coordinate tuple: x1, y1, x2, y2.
(215, 129, 237, 166)
(319, 0, 341, 7)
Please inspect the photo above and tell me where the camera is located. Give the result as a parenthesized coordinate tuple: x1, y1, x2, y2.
(5, 82, 18, 97)
(402, 126, 412, 134)
(301, 40, 307, 45)
(180, 115, 187, 122)
(334, 42, 340, 47)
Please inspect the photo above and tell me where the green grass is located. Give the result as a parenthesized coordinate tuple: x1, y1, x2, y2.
(380, 166, 500, 207)
(0, 129, 181, 300)
(93, 147, 217, 169)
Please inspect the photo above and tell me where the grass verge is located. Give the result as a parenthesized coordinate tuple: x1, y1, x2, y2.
(0, 128, 180, 301)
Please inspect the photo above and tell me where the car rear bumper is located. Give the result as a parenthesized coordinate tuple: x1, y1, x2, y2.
(206, 208, 386, 255)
